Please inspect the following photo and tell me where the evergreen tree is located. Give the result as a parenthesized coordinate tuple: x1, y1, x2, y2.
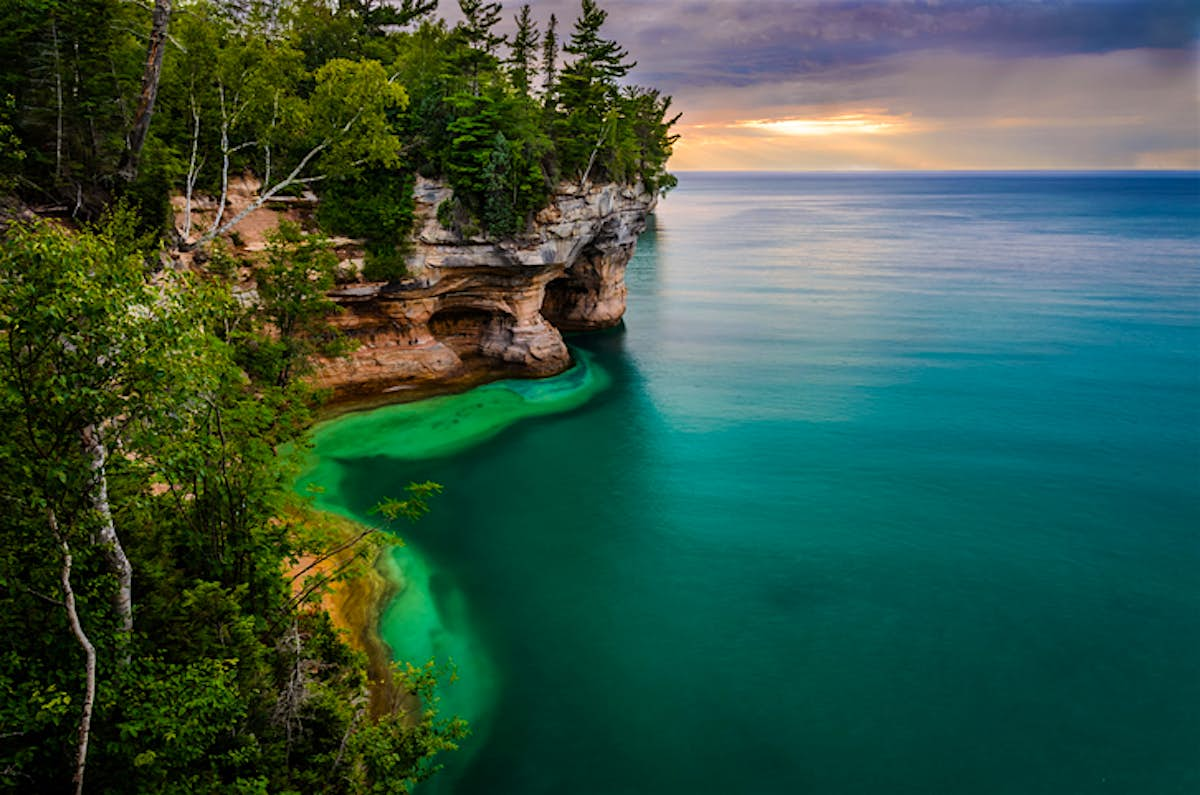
(457, 0, 504, 55)
(554, 0, 636, 183)
(507, 4, 539, 96)
(563, 0, 634, 88)
(455, 0, 504, 95)
(345, 0, 440, 35)
(541, 12, 559, 101)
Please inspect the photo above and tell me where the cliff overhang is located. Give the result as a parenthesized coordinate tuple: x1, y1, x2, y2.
(315, 178, 656, 405)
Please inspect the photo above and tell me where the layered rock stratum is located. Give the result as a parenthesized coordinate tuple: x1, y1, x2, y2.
(315, 178, 656, 404)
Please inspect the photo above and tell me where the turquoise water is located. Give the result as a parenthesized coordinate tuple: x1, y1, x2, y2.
(302, 172, 1200, 794)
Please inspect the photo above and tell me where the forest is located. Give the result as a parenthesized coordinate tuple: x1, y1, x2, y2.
(0, 1, 677, 792)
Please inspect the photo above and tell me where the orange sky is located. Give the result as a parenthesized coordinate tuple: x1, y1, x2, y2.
(487, 0, 1199, 171)
(667, 48, 1200, 171)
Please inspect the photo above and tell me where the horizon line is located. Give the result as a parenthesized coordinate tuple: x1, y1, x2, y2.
(668, 168, 1200, 175)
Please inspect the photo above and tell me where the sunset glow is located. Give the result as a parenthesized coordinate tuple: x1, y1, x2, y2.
(735, 114, 909, 136)
(481, 0, 1199, 171)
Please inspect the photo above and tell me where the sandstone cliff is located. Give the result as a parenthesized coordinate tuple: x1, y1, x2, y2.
(315, 178, 655, 404)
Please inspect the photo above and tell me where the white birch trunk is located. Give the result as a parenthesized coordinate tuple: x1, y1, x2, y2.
(82, 424, 133, 655)
(51, 515, 96, 795)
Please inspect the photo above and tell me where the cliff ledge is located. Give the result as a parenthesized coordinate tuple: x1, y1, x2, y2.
(315, 178, 655, 404)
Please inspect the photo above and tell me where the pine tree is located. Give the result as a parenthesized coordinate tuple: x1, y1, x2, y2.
(458, 0, 504, 55)
(554, 0, 637, 183)
(541, 12, 559, 101)
(507, 4, 539, 96)
(563, 0, 634, 88)
(344, 0, 438, 34)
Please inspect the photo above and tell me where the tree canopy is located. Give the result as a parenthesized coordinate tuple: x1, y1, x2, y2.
(0, 213, 466, 793)
(1, 0, 679, 240)
(0, 1, 677, 790)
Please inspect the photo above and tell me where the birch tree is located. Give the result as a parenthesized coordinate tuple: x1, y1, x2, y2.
(0, 218, 194, 791)
(166, 18, 407, 250)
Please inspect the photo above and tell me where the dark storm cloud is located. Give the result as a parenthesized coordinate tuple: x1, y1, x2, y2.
(468, 0, 1200, 89)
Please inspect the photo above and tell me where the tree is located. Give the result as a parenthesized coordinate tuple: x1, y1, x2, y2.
(554, 0, 637, 183)
(0, 216, 466, 792)
(550, 0, 679, 190)
(252, 221, 349, 388)
(507, 4, 538, 96)
(541, 12, 558, 101)
(180, 56, 407, 249)
(457, 0, 503, 55)
(344, 0, 440, 35)
(0, 94, 24, 191)
(119, 0, 174, 182)
(563, 0, 634, 85)
(444, 88, 550, 235)
(455, 0, 504, 96)
(0, 0, 146, 211)
(0, 216, 194, 792)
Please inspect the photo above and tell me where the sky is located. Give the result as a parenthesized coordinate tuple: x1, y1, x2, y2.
(443, 0, 1200, 171)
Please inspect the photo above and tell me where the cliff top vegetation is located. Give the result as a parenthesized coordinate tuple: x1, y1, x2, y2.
(1, 0, 679, 258)
(0, 1, 677, 792)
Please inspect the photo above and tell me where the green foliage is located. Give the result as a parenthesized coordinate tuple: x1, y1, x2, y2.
(362, 245, 412, 283)
(0, 0, 144, 212)
(101, 657, 257, 793)
(373, 481, 445, 523)
(542, 13, 560, 99)
(343, 660, 469, 794)
(310, 58, 409, 176)
(444, 88, 550, 236)
(0, 5, 683, 786)
(0, 94, 24, 191)
(317, 168, 416, 283)
(508, 5, 539, 96)
(549, 0, 679, 188)
(564, 0, 635, 84)
(0, 220, 465, 793)
(241, 220, 349, 388)
(458, 0, 504, 56)
(1, 0, 677, 248)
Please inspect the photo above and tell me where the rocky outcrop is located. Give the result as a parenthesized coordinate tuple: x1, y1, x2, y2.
(315, 178, 655, 404)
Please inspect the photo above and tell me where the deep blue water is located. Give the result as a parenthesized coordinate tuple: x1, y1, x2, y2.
(308, 172, 1200, 794)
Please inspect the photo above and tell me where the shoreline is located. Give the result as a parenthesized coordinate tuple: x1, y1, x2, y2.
(287, 511, 416, 718)
(316, 356, 574, 420)
(296, 347, 613, 742)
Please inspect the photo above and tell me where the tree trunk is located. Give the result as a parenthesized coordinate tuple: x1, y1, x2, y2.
(50, 19, 63, 181)
(51, 515, 96, 795)
(184, 140, 328, 250)
(119, 0, 172, 182)
(183, 99, 201, 241)
(82, 424, 133, 659)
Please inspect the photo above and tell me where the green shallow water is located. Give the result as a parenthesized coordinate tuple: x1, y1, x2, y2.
(299, 173, 1200, 794)
(298, 349, 612, 753)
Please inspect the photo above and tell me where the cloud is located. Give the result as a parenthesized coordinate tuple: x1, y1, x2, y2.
(668, 48, 1200, 170)
(579, 0, 1200, 91)
(432, 1, 1199, 169)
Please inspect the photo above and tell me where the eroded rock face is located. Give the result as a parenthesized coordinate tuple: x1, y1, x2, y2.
(315, 178, 655, 404)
